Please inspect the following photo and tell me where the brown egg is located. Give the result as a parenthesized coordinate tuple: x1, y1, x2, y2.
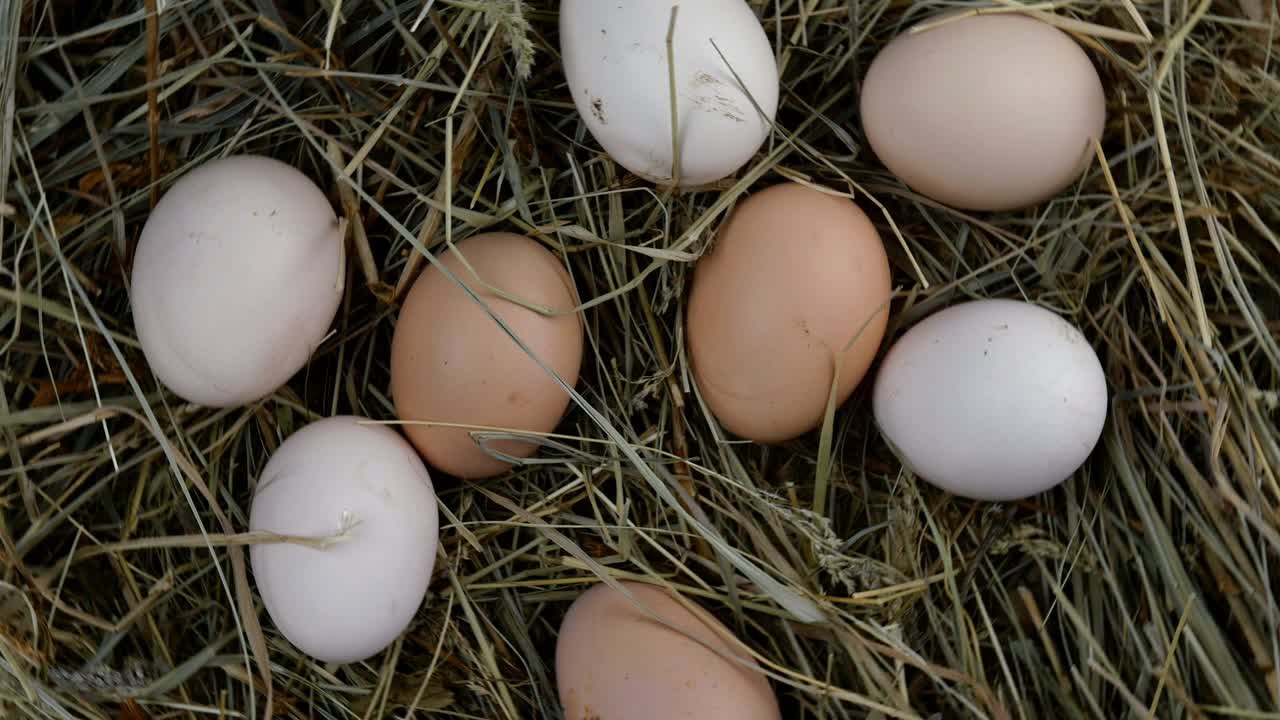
(555, 581, 781, 720)
(390, 232, 583, 479)
(686, 182, 891, 443)
(860, 13, 1107, 211)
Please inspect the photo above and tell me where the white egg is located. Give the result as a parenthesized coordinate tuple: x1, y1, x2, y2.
(249, 416, 439, 664)
(559, 0, 779, 186)
(872, 299, 1108, 501)
(131, 154, 343, 407)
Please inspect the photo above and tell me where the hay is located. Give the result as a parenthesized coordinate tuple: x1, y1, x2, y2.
(1, 0, 1278, 718)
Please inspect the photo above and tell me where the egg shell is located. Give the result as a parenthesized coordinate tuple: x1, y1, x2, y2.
(130, 155, 343, 407)
(687, 183, 892, 443)
(860, 13, 1106, 211)
(559, 0, 779, 186)
(872, 299, 1108, 501)
(248, 416, 439, 664)
(390, 232, 583, 479)
(555, 582, 780, 720)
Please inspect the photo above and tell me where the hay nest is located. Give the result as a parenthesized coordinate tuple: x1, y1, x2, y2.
(1, 1, 1277, 718)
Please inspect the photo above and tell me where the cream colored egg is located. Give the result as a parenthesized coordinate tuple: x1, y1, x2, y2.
(860, 13, 1107, 211)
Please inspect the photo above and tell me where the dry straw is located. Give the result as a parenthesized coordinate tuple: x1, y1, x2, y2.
(1, 1, 1278, 718)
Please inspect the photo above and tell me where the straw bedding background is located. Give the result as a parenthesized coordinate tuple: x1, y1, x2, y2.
(1, 0, 1278, 718)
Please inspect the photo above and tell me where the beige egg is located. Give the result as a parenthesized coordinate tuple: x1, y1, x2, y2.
(389, 232, 583, 479)
(687, 183, 892, 443)
(555, 582, 780, 720)
(860, 13, 1107, 211)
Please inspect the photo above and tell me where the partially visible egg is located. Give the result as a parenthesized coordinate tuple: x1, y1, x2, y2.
(872, 299, 1108, 501)
(390, 232, 583, 479)
(130, 154, 343, 407)
(555, 581, 780, 720)
(860, 13, 1107, 211)
(249, 416, 439, 664)
(687, 183, 892, 443)
(560, 0, 779, 186)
